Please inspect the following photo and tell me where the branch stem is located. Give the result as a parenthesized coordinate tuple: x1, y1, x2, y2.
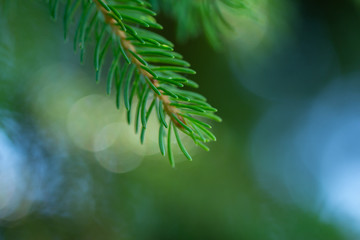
(93, 0, 185, 128)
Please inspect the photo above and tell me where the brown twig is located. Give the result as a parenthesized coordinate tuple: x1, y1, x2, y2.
(93, 0, 185, 128)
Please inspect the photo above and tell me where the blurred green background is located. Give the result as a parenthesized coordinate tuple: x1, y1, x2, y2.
(1, 0, 360, 239)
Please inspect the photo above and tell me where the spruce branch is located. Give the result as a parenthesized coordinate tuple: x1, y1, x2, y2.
(51, 0, 221, 166)
(93, 0, 181, 123)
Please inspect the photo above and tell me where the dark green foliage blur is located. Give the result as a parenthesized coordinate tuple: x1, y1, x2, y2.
(1, 0, 360, 239)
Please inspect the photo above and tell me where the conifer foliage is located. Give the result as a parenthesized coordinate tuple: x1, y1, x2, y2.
(150, 0, 247, 49)
(47, 0, 221, 166)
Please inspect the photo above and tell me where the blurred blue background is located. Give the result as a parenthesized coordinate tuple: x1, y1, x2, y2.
(1, 0, 360, 239)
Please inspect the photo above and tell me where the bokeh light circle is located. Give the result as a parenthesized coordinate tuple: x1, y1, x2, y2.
(67, 94, 121, 152)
